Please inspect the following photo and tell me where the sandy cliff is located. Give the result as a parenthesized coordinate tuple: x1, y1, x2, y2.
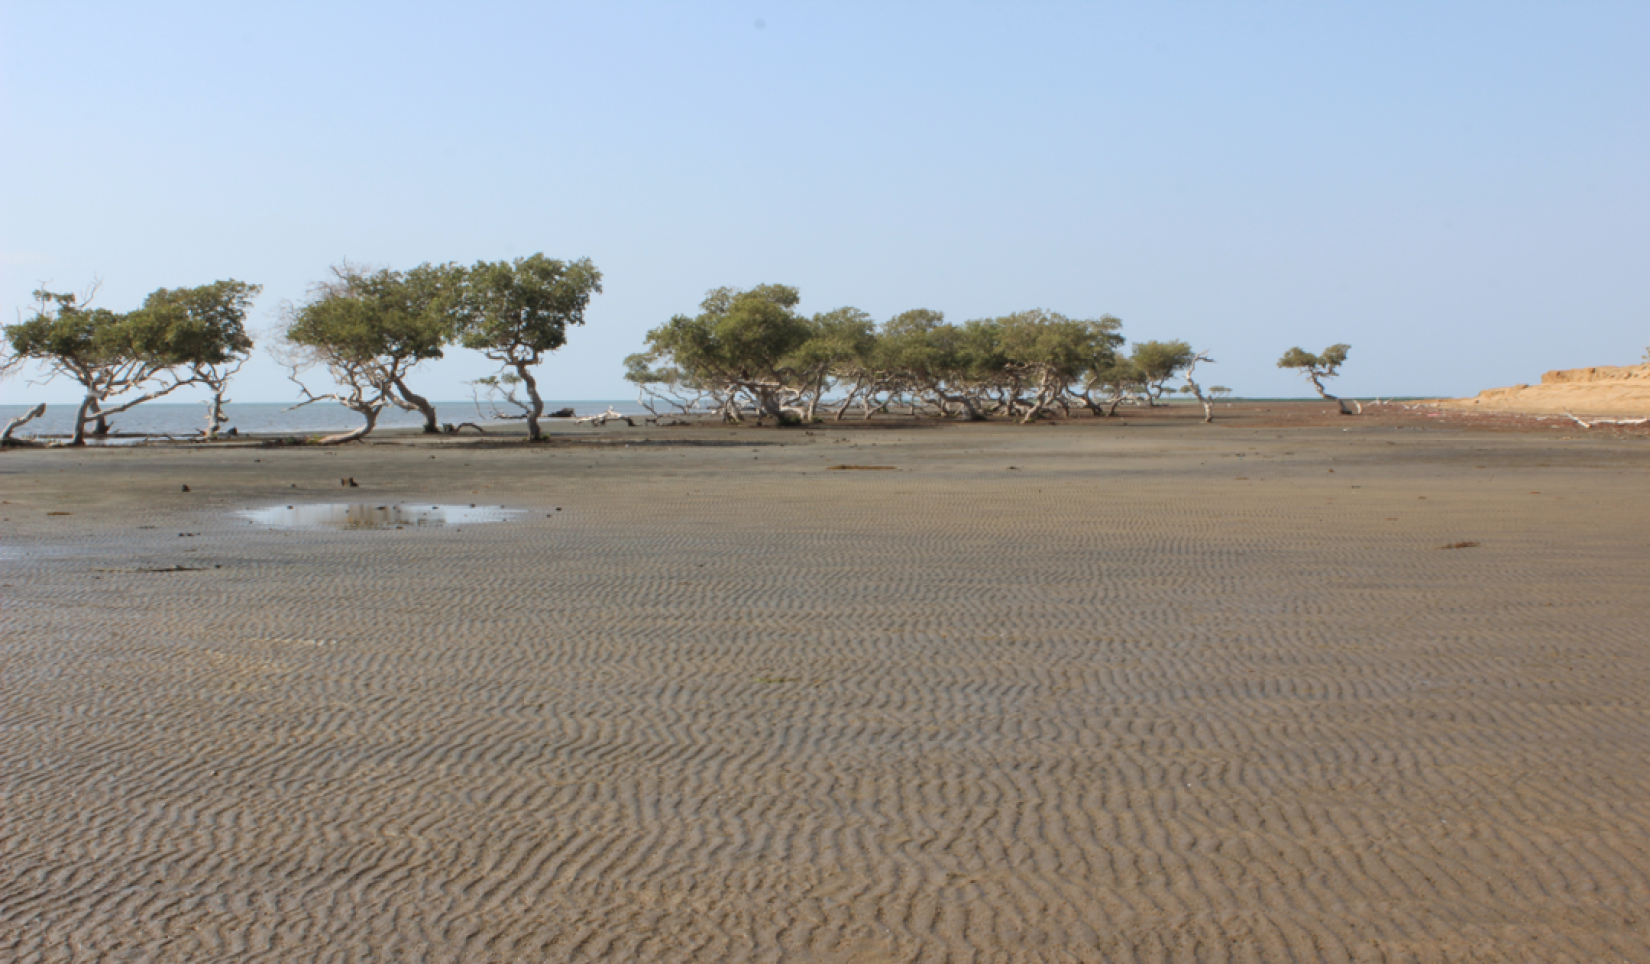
(1435, 362, 1650, 416)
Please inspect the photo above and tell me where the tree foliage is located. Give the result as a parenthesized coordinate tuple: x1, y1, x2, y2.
(1129, 340, 1196, 406)
(633, 285, 813, 422)
(137, 280, 261, 436)
(3, 280, 260, 444)
(1278, 343, 1355, 412)
(628, 286, 1204, 424)
(281, 262, 463, 435)
(457, 255, 603, 440)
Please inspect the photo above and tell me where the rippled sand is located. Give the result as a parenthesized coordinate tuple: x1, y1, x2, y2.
(3, 417, 1648, 962)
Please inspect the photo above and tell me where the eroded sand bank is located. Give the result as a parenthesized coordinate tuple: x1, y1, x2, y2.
(3, 412, 1648, 962)
(1433, 363, 1650, 417)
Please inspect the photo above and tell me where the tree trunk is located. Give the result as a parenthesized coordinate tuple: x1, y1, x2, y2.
(1195, 394, 1213, 422)
(517, 364, 545, 440)
(87, 397, 111, 437)
(803, 377, 823, 423)
(71, 395, 97, 445)
(1309, 374, 1359, 415)
(752, 386, 785, 421)
(833, 390, 858, 421)
(1019, 373, 1061, 424)
(205, 390, 228, 439)
(319, 406, 378, 444)
(2, 403, 45, 444)
(394, 377, 440, 433)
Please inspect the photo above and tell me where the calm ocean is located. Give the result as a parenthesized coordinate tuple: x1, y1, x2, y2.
(0, 399, 648, 439)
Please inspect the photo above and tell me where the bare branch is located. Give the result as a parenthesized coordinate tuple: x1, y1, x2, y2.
(2, 402, 45, 444)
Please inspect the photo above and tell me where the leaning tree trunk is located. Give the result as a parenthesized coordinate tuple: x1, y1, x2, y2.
(1188, 390, 1212, 422)
(1019, 373, 1062, 424)
(71, 395, 98, 446)
(80, 396, 113, 438)
(516, 364, 545, 441)
(393, 377, 440, 434)
(85, 396, 112, 436)
(205, 390, 229, 438)
(803, 376, 825, 423)
(833, 390, 859, 421)
(2, 403, 45, 444)
(318, 405, 379, 445)
(1183, 381, 1213, 423)
(1309, 374, 1360, 415)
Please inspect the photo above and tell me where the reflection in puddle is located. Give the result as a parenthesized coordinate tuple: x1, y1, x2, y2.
(239, 503, 519, 529)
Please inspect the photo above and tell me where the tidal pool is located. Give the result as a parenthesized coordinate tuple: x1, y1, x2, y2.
(239, 503, 520, 529)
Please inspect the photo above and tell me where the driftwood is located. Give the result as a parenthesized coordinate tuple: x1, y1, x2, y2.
(2, 403, 46, 443)
(1563, 411, 1650, 429)
(574, 406, 635, 427)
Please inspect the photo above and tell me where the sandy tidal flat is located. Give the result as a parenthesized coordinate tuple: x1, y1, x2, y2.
(2, 417, 1648, 963)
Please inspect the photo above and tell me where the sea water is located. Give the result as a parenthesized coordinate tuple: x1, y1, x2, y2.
(0, 400, 647, 438)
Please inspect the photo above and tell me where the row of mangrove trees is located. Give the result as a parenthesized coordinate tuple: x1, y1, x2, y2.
(3, 257, 1355, 444)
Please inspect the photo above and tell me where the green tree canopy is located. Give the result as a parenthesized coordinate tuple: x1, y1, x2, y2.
(132, 280, 259, 367)
(638, 284, 814, 421)
(457, 255, 603, 440)
(1128, 339, 1195, 405)
(782, 307, 878, 420)
(134, 279, 262, 437)
(1277, 343, 1355, 411)
(622, 293, 1216, 425)
(283, 262, 463, 433)
(4, 280, 261, 444)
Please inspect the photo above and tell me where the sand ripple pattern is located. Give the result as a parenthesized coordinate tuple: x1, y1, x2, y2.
(3, 429, 1649, 962)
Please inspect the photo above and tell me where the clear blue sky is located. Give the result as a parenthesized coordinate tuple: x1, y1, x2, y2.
(3, 1, 1646, 403)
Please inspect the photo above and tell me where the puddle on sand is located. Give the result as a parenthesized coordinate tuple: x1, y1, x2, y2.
(239, 503, 520, 530)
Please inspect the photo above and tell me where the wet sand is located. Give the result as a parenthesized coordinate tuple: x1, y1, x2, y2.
(3, 410, 1648, 962)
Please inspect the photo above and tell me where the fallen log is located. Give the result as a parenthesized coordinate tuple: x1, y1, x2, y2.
(574, 407, 635, 427)
(1564, 411, 1650, 428)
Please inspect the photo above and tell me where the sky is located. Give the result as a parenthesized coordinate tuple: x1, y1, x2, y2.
(3, 1, 1646, 404)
